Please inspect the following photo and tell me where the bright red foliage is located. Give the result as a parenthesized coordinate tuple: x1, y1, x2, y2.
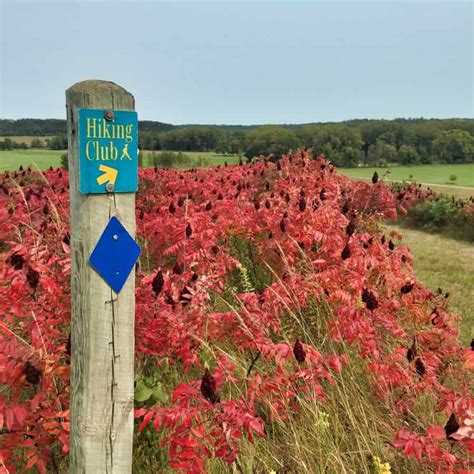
(0, 152, 472, 472)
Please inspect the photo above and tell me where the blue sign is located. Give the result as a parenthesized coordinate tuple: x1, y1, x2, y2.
(78, 108, 138, 194)
(89, 217, 141, 293)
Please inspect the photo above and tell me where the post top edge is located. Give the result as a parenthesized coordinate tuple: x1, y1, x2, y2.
(66, 80, 132, 96)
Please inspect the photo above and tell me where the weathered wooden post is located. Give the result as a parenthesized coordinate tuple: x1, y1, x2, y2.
(66, 80, 140, 472)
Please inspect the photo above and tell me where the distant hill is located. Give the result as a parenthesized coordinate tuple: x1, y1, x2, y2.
(0, 119, 68, 136)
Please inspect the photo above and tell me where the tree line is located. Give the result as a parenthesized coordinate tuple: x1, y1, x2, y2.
(1, 118, 474, 166)
(0, 136, 67, 151)
(140, 119, 474, 166)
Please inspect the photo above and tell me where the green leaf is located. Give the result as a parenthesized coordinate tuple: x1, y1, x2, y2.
(135, 381, 153, 402)
(152, 383, 168, 403)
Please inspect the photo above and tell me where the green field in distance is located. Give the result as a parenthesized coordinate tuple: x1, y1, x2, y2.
(0, 149, 241, 172)
(0, 149, 64, 172)
(340, 163, 474, 187)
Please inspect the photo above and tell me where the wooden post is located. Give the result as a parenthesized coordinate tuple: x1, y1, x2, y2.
(66, 80, 135, 472)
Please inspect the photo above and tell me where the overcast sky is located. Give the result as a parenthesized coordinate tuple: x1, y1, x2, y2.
(0, 0, 472, 124)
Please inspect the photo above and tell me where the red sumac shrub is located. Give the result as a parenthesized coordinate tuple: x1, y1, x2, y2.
(0, 153, 472, 473)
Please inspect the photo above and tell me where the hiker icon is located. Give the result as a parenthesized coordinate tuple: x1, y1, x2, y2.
(120, 143, 132, 160)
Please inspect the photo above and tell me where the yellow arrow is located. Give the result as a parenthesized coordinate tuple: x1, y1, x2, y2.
(97, 165, 118, 186)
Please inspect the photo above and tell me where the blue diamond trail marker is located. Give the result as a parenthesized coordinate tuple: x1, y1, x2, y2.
(89, 217, 141, 293)
(78, 108, 138, 194)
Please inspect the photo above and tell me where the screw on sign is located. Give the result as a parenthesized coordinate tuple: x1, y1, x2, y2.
(104, 109, 115, 121)
(66, 80, 139, 472)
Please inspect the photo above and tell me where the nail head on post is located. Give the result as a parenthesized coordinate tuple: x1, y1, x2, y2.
(104, 110, 114, 121)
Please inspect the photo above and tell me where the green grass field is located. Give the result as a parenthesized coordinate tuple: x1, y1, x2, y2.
(387, 224, 473, 344)
(340, 163, 474, 187)
(0, 149, 240, 172)
(341, 163, 474, 190)
(0, 149, 64, 172)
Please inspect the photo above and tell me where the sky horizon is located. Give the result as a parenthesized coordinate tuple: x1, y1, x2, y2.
(1, 1, 473, 125)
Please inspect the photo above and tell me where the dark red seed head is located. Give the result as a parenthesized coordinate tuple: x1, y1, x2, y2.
(24, 361, 41, 385)
(177, 196, 185, 207)
(205, 201, 212, 211)
(372, 171, 379, 184)
(346, 220, 356, 236)
(265, 200, 271, 209)
(26, 268, 40, 289)
(285, 193, 290, 203)
(293, 339, 306, 364)
(388, 240, 395, 251)
(185, 224, 193, 238)
(276, 161, 282, 171)
(200, 369, 220, 404)
(139, 209, 144, 220)
(361, 288, 378, 311)
(407, 339, 417, 362)
(172, 262, 183, 275)
(218, 193, 223, 200)
(63, 233, 70, 245)
(279, 219, 286, 232)
(299, 197, 306, 212)
(43, 204, 49, 215)
(168, 202, 176, 214)
(319, 189, 326, 201)
(254, 200, 260, 210)
(152, 271, 164, 295)
(341, 244, 351, 260)
(444, 413, 459, 440)
(401, 282, 414, 294)
(10, 253, 24, 270)
(415, 358, 425, 376)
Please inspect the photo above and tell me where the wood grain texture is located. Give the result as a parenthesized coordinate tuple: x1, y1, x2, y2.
(66, 80, 135, 473)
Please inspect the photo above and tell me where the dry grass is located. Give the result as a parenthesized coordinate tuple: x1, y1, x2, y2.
(133, 236, 457, 473)
(386, 224, 474, 345)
